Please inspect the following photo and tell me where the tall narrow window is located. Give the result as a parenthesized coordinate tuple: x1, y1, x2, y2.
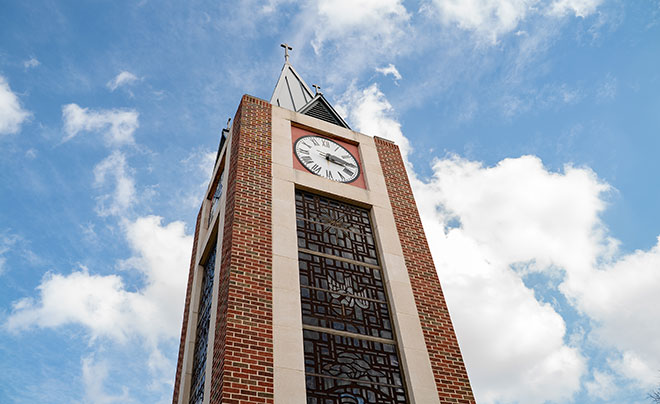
(189, 243, 217, 404)
(295, 190, 408, 403)
(208, 170, 224, 228)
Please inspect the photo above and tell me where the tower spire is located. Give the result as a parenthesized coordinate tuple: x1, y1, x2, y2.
(280, 43, 292, 63)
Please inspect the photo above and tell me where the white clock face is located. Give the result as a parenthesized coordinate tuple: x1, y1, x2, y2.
(294, 135, 360, 183)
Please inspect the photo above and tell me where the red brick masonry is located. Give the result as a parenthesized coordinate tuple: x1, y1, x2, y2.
(374, 137, 475, 404)
(210, 95, 274, 404)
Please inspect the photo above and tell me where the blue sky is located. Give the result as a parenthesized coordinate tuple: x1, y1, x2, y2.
(1, 1, 659, 403)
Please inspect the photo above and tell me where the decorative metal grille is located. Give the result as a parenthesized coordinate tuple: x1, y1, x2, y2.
(296, 192, 378, 265)
(299, 252, 393, 340)
(295, 190, 408, 403)
(189, 243, 217, 404)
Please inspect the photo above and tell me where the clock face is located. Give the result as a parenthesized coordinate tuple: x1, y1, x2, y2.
(294, 135, 360, 183)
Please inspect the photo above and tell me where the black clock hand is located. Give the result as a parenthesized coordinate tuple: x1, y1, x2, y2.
(320, 152, 346, 166)
(320, 152, 356, 168)
(329, 155, 355, 167)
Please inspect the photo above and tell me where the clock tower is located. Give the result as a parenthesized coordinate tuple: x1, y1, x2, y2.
(172, 46, 475, 404)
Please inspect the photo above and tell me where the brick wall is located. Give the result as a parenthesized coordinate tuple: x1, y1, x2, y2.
(172, 205, 203, 404)
(374, 137, 475, 404)
(209, 95, 274, 404)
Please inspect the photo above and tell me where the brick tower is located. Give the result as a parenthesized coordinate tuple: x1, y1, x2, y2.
(172, 46, 475, 404)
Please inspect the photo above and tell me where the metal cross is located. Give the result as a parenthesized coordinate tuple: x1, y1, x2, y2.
(312, 84, 322, 95)
(280, 43, 292, 62)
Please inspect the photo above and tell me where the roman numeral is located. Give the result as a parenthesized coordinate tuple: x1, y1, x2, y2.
(297, 148, 310, 155)
(322, 139, 330, 148)
(337, 171, 346, 181)
(310, 138, 319, 146)
(325, 170, 334, 180)
(301, 156, 313, 164)
(311, 164, 321, 173)
(343, 167, 354, 176)
(301, 142, 310, 149)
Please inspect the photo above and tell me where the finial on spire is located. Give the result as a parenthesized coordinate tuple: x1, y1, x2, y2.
(280, 43, 293, 62)
(312, 84, 322, 95)
(226, 118, 231, 129)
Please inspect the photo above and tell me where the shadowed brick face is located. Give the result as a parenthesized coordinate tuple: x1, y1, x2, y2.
(210, 95, 274, 404)
(172, 206, 203, 404)
(374, 137, 475, 404)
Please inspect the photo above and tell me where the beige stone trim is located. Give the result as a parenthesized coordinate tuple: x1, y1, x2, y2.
(272, 106, 306, 404)
(270, 104, 439, 403)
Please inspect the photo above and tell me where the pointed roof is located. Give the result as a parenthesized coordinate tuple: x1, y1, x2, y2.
(270, 61, 315, 112)
(270, 44, 350, 129)
(299, 94, 351, 129)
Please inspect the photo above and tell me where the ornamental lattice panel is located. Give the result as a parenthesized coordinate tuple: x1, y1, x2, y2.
(189, 242, 216, 404)
(295, 190, 408, 403)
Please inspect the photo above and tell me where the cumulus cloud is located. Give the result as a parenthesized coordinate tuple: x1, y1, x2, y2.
(93, 151, 136, 217)
(5, 216, 191, 342)
(106, 71, 139, 92)
(413, 155, 591, 404)
(563, 239, 660, 389)
(338, 83, 411, 160)
(5, 216, 192, 386)
(345, 83, 660, 402)
(62, 103, 139, 146)
(0, 75, 31, 135)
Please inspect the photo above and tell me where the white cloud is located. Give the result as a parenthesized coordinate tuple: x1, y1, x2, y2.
(428, 0, 603, 43)
(62, 103, 139, 146)
(4, 215, 192, 343)
(376, 63, 402, 81)
(547, 0, 603, 17)
(413, 156, 591, 404)
(81, 356, 133, 404)
(93, 151, 136, 217)
(585, 369, 617, 400)
(311, 0, 410, 52)
(345, 82, 660, 402)
(23, 57, 41, 69)
(5, 216, 192, 385)
(284, 0, 410, 83)
(106, 71, 139, 92)
(563, 239, 660, 389)
(0, 75, 31, 135)
(429, 0, 537, 43)
(338, 83, 411, 160)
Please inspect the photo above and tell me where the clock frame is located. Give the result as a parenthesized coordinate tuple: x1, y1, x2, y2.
(291, 126, 366, 189)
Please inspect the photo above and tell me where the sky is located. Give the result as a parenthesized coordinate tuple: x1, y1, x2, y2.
(1, 1, 659, 403)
